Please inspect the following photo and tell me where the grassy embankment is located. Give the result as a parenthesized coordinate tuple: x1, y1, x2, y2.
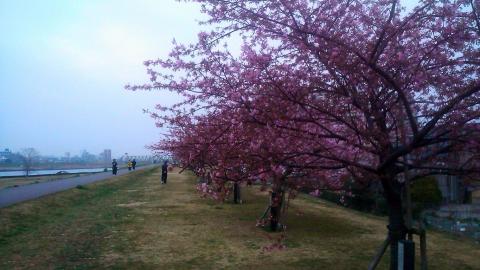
(0, 174, 91, 190)
(0, 167, 479, 269)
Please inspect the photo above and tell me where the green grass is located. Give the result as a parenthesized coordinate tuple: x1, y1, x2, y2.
(0, 167, 479, 269)
(0, 168, 155, 269)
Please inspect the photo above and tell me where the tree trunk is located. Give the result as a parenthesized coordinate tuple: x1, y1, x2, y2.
(381, 176, 407, 270)
(233, 182, 241, 204)
(270, 189, 283, 231)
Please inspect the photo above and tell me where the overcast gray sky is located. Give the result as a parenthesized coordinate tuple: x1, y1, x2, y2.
(0, 0, 419, 158)
(0, 0, 204, 158)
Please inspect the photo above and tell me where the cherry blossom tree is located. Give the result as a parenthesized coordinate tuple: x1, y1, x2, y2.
(155, 102, 342, 229)
(129, 0, 480, 268)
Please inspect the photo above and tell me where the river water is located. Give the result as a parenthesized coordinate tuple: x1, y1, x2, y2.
(0, 168, 109, 177)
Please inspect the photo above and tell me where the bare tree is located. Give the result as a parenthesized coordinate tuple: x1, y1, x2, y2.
(20, 148, 39, 177)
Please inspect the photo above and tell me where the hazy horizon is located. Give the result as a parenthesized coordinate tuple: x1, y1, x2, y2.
(0, 0, 204, 158)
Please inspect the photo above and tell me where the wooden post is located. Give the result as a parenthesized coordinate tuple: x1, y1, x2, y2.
(368, 236, 391, 270)
(420, 225, 428, 270)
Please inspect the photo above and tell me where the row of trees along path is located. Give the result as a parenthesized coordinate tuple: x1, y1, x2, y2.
(127, 1, 480, 269)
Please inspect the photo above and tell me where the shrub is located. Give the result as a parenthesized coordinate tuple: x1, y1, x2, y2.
(411, 177, 443, 217)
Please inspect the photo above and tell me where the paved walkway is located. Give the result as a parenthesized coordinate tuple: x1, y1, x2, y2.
(0, 165, 157, 208)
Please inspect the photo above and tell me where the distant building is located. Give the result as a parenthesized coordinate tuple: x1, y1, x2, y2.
(0, 148, 13, 163)
(472, 188, 480, 204)
(102, 149, 112, 165)
(81, 150, 97, 163)
(435, 139, 479, 205)
(436, 175, 466, 204)
(64, 152, 71, 162)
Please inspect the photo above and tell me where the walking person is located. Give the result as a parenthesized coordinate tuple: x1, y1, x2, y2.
(132, 159, 137, 170)
(161, 160, 168, 184)
(127, 160, 132, 171)
(112, 159, 118, 175)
